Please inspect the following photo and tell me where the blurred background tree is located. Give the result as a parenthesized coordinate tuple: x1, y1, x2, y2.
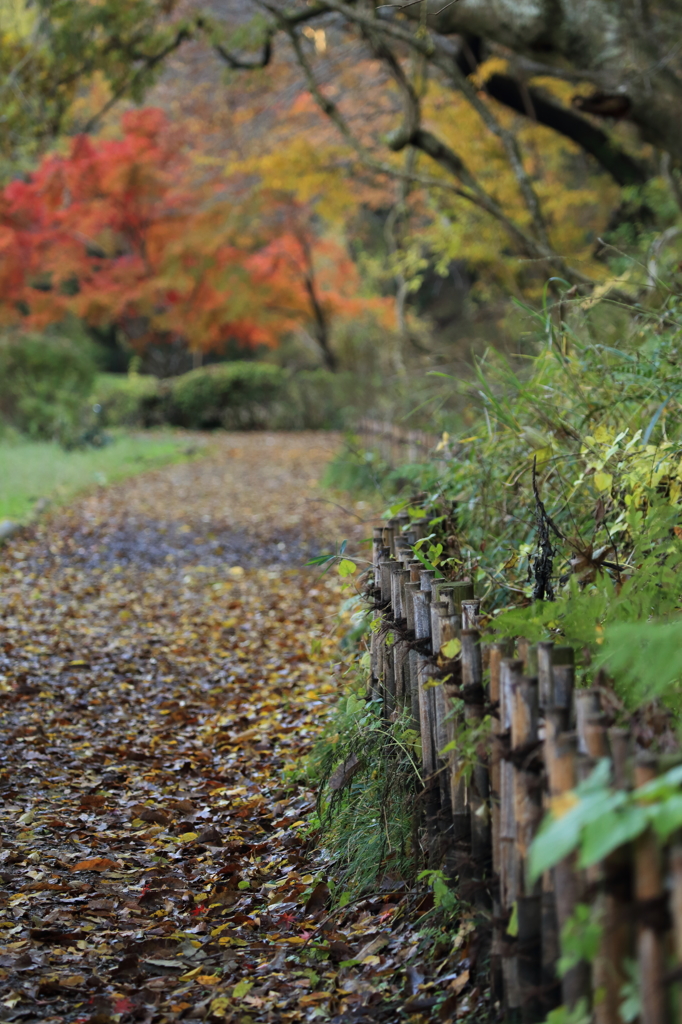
(0, 0, 681, 438)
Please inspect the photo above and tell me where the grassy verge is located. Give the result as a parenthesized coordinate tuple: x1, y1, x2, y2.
(0, 429, 209, 522)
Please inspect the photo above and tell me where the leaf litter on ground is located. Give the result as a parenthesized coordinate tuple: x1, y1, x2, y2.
(0, 432, 475, 1024)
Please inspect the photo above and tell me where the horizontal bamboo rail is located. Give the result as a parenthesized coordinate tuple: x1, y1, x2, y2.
(368, 517, 682, 1024)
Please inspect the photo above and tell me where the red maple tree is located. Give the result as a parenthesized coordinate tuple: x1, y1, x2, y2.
(0, 108, 392, 367)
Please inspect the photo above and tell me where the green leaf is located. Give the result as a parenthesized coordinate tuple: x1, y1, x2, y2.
(650, 794, 682, 841)
(578, 805, 648, 867)
(338, 558, 357, 577)
(507, 901, 518, 936)
(305, 553, 335, 566)
(233, 979, 253, 999)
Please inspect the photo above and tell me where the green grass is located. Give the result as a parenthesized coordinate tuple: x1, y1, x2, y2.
(0, 429, 209, 522)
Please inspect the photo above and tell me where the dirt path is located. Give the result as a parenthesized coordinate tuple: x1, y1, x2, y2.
(0, 432, 383, 1024)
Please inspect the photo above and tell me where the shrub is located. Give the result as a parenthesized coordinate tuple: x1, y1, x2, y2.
(0, 332, 96, 441)
(167, 361, 287, 429)
(279, 369, 358, 430)
(92, 373, 163, 427)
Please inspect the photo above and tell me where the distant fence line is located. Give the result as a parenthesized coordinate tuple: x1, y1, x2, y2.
(366, 512, 682, 1024)
(356, 418, 437, 466)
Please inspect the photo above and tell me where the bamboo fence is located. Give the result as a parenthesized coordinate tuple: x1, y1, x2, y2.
(356, 418, 436, 467)
(368, 515, 682, 1024)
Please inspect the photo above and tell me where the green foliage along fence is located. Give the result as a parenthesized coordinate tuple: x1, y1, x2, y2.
(366, 514, 682, 1024)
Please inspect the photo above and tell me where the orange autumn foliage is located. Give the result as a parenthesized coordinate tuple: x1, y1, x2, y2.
(0, 108, 392, 355)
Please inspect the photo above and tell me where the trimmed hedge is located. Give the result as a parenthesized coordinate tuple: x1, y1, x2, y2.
(92, 363, 360, 431)
(168, 362, 287, 429)
(0, 332, 96, 441)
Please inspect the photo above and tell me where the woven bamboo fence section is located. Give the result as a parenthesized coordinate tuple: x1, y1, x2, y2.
(367, 514, 682, 1024)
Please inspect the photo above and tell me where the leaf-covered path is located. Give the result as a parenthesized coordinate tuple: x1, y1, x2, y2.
(0, 432, 378, 1024)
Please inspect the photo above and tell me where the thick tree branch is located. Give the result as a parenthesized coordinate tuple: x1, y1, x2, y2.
(321, 0, 556, 257)
(267, 8, 591, 284)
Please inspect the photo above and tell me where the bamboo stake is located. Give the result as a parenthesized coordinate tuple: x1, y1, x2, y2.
(634, 755, 666, 1024)
(412, 590, 431, 644)
(489, 641, 512, 1008)
(419, 568, 437, 592)
(390, 564, 406, 620)
(552, 647, 575, 714)
(462, 629, 491, 905)
(511, 675, 542, 1024)
(608, 728, 631, 790)
(461, 599, 481, 630)
(552, 731, 590, 1010)
(575, 690, 601, 755)
(537, 641, 554, 710)
(500, 658, 524, 1012)
(379, 559, 394, 605)
(669, 844, 682, 1024)
(404, 581, 419, 633)
(408, 560, 423, 583)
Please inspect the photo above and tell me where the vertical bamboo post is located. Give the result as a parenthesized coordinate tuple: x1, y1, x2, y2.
(634, 754, 666, 1024)
(608, 728, 631, 790)
(417, 652, 440, 860)
(552, 647, 575, 714)
(390, 564, 405, 621)
(537, 641, 554, 711)
(551, 731, 590, 1010)
(383, 518, 398, 557)
(669, 845, 682, 1024)
(419, 568, 437, 593)
(462, 628, 491, 900)
(541, 708, 569, 1014)
(412, 589, 431, 644)
(500, 658, 525, 1013)
(379, 559, 394, 605)
(575, 690, 601, 754)
(490, 641, 512, 1007)
(511, 675, 543, 1024)
(461, 599, 481, 630)
(408, 560, 423, 583)
(435, 607, 459, 841)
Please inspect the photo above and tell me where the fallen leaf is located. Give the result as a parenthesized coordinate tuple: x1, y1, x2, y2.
(72, 858, 119, 872)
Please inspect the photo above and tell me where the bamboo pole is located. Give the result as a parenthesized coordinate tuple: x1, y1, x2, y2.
(489, 641, 511, 1008)
(461, 599, 481, 630)
(551, 731, 590, 1010)
(379, 559, 394, 605)
(537, 641, 554, 710)
(511, 675, 542, 1024)
(575, 690, 601, 754)
(552, 647, 575, 714)
(390, 564, 406, 620)
(669, 844, 682, 1024)
(500, 658, 525, 1012)
(634, 754, 666, 1024)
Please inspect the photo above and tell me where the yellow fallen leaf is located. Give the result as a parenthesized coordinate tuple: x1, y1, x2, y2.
(209, 996, 231, 1018)
(60, 975, 86, 988)
(179, 832, 199, 842)
(179, 966, 203, 981)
